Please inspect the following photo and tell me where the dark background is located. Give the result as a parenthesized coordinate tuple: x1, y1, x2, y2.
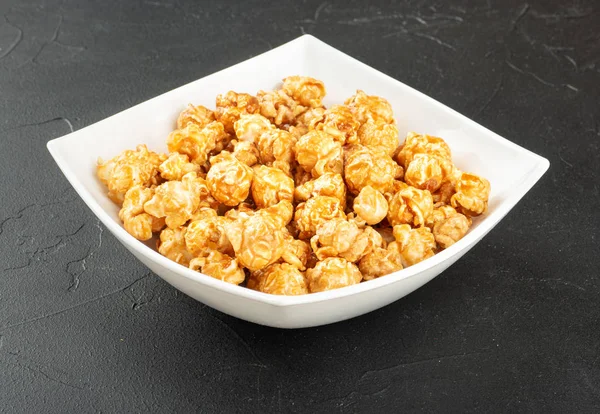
(1, 0, 598, 412)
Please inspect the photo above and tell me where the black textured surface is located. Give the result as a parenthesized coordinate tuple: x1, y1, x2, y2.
(1, 0, 599, 412)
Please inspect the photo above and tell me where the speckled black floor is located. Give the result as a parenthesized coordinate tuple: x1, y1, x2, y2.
(1, 0, 598, 412)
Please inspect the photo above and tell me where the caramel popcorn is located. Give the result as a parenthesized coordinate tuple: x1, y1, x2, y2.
(119, 186, 165, 240)
(167, 121, 228, 166)
(144, 172, 214, 229)
(387, 185, 434, 227)
(295, 130, 343, 178)
(100, 76, 490, 296)
(306, 257, 363, 293)
(294, 196, 346, 239)
(359, 245, 403, 281)
(392, 224, 436, 267)
(97, 144, 165, 204)
(344, 144, 402, 195)
(177, 104, 215, 130)
(357, 119, 399, 156)
(159, 153, 202, 181)
(282, 76, 326, 107)
(353, 186, 389, 225)
(396, 132, 452, 169)
(224, 200, 292, 271)
(251, 165, 294, 209)
(257, 129, 296, 176)
(158, 226, 194, 266)
(215, 91, 260, 133)
(294, 173, 346, 206)
(345, 90, 394, 125)
(309, 105, 360, 145)
(428, 205, 471, 249)
(451, 172, 491, 216)
(190, 250, 245, 285)
(247, 263, 308, 295)
(185, 215, 233, 257)
(206, 152, 254, 206)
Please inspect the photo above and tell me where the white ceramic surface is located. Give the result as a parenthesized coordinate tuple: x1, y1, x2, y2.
(47, 35, 549, 328)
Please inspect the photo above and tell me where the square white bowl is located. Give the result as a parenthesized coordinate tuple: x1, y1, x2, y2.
(47, 35, 549, 329)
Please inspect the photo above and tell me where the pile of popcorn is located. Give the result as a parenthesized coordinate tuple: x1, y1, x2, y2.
(97, 76, 490, 295)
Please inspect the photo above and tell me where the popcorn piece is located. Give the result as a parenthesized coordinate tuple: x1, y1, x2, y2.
(309, 105, 360, 145)
(228, 140, 260, 167)
(344, 144, 402, 195)
(159, 153, 202, 181)
(257, 129, 296, 176)
(97, 144, 165, 204)
(311, 218, 382, 262)
(294, 196, 346, 240)
(257, 89, 306, 126)
(206, 152, 254, 206)
(167, 121, 228, 166)
(294, 173, 346, 206)
(358, 245, 404, 281)
(247, 263, 308, 295)
(387, 185, 434, 227)
(306, 257, 363, 293)
(392, 224, 436, 267)
(144, 172, 215, 229)
(215, 91, 260, 133)
(353, 185, 389, 225)
(280, 230, 311, 270)
(224, 200, 293, 271)
(233, 113, 273, 144)
(119, 186, 165, 240)
(295, 130, 343, 178)
(396, 132, 452, 169)
(451, 172, 491, 216)
(176, 104, 215, 130)
(189, 250, 245, 285)
(404, 153, 454, 193)
(282, 76, 326, 107)
(344, 90, 395, 125)
(427, 205, 471, 249)
(251, 165, 294, 208)
(223, 202, 256, 220)
(158, 226, 194, 266)
(289, 107, 326, 139)
(185, 215, 233, 257)
(357, 119, 399, 156)
(433, 180, 456, 205)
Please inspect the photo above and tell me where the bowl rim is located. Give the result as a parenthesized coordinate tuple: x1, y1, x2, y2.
(46, 34, 550, 308)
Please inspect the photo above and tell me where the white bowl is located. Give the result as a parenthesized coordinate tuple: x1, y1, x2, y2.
(47, 35, 549, 328)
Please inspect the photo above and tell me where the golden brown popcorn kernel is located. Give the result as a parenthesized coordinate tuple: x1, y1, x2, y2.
(257, 129, 296, 176)
(229, 140, 260, 167)
(310, 218, 382, 263)
(427, 205, 471, 249)
(158, 226, 194, 266)
(177, 104, 215, 130)
(344, 90, 395, 125)
(343, 144, 402, 195)
(251, 165, 295, 208)
(215, 91, 260, 133)
(282, 76, 326, 107)
(184, 215, 233, 257)
(233, 113, 273, 144)
(353, 185, 389, 225)
(309, 105, 360, 145)
(144, 172, 214, 229)
(257, 89, 306, 126)
(404, 153, 455, 193)
(247, 263, 308, 295)
(359, 245, 404, 281)
(392, 224, 436, 267)
(190, 250, 245, 285)
(357, 119, 399, 156)
(280, 230, 311, 270)
(295, 130, 343, 178)
(294, 196, 346, 240)
(167, 121, 227, 166)
(387, 185, 434, 228)
(159, 153, 202, 181)
(396, 132, 452, 169)
(294, 173, 346, 206)
(451, 172, 491, 217)
(306, 257, 363, 293)
(97, 144, 165, 204)
(119, 186, 165, 240)
(206, 152, 254, 206)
